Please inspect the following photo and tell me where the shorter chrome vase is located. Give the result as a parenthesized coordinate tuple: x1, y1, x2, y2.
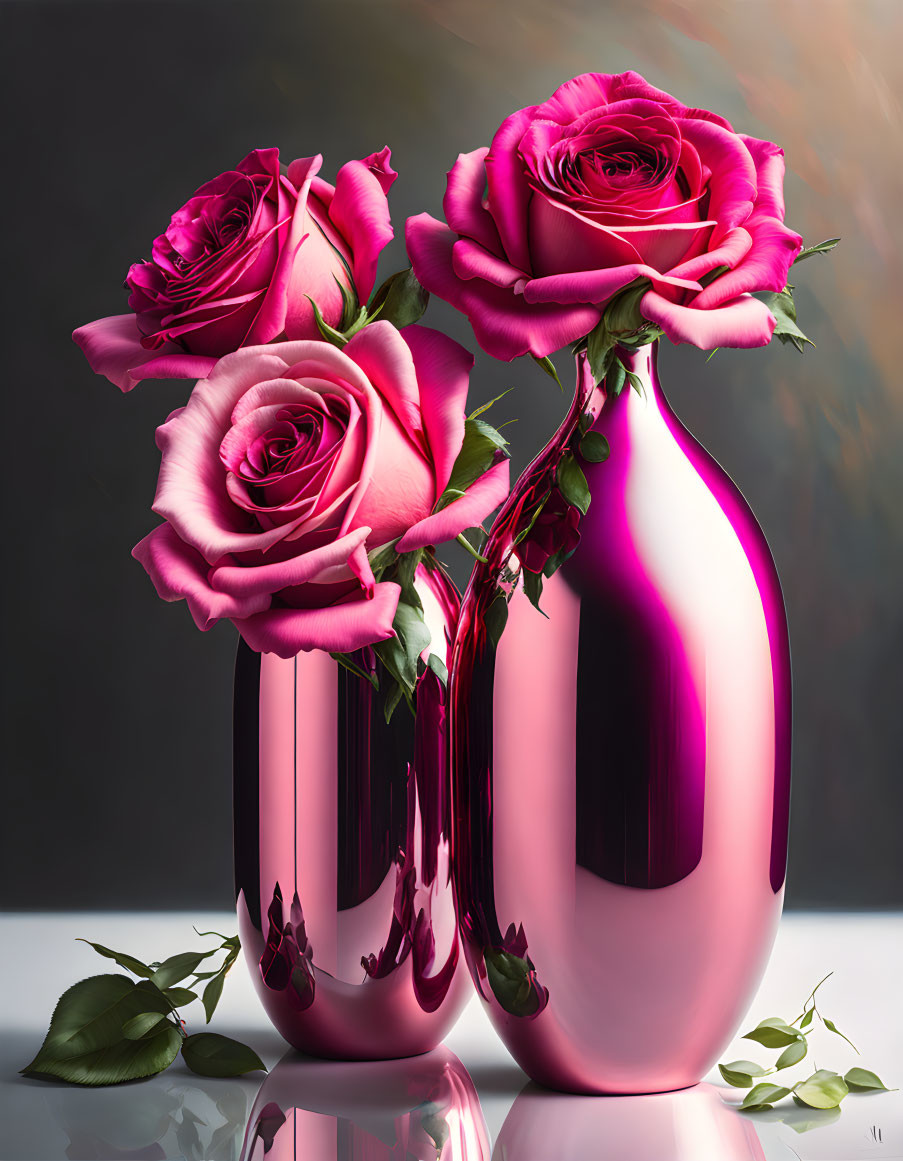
(234, 564, 470, 1059)
(449, 343, 792, 1094)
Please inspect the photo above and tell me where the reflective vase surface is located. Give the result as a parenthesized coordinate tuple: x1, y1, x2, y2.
(450, 343, 792, 1094)
(239, 1046, 489, 1161)
(235, 563, 471, 1059)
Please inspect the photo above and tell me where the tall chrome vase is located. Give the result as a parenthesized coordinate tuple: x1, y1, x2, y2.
(449, 342, 792, 1093)
(234, 563, 471, 1060)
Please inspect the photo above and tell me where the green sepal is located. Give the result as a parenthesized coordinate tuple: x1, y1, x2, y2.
(306, 296, 348, 347)
(759, 285, 814, 353)
(530, 354, 562, 387)
(792, 238, 840, 264)
(436, 418, 509, 512)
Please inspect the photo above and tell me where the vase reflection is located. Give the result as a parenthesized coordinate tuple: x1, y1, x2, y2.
(239, 1046, 490, 1161)
(493, 1083, 766, 1161)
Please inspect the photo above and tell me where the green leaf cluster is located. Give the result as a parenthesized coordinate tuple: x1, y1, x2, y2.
(718, 972, 893, 1118)
(484, 949, 544, 1018)
(308, 267, 430, 350)
(22, 931, 264, 1086)
(582, 278, 663, 386)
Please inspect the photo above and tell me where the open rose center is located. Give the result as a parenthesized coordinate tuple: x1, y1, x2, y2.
(222, 398, 351, 516)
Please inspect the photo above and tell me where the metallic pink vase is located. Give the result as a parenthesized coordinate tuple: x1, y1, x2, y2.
(234, 564, 471, 1060)
(450, 343, 791, 1094)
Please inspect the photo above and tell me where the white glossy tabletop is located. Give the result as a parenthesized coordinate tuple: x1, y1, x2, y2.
(2, 912, 900, 1159)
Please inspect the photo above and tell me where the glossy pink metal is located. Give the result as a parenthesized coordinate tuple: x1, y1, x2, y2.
(495, 1082, 766, 1161)
(234, 564, 471, 1059)
(450, 343, 792, 1093)
(238, 1046, 490, 1161)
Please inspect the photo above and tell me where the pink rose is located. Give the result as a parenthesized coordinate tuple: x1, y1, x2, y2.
(74, 147, 396, 392)
(132, 324, 509, 657)
(406, 71, 802, 357)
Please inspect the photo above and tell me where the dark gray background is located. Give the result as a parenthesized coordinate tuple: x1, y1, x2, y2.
(2, 0, 901, 910)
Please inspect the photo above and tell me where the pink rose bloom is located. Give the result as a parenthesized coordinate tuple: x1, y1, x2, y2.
(74, 147, 396, 392)
(133, 323, 509, 657)
(407, 71, 802, 357)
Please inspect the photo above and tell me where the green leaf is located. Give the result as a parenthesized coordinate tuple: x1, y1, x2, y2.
(150, 951, 215, 990)
(844, 1067, 893, 1092)
(76, 940, 152, 979)
(395, 548, 424, 610)
(759, 286, 814, 353)
(776, 1038, 808, 1069)
(368, 268, 429, 329)
(793, 1069, 849, 1109)
(740, 1083, 792, 1110)
(202, 973, 226, 1024)
(162, 987, 197, 1007)
(306, 296, 347, 347)
(586, 319, 616, 386)
(335, 276, 359, 333)
(366, 540, 399, 580)
(180, 1033, 266, 1078)
(468, 387, 515, 421)
(719, 1060, 769, 1087)
(485, 593, 509, 649)
(742, 1017, 804, 1049)
(122, 1012, 168, 1040)
(793, 237, 840, 264)
(531, 353, 562, 386)
(522, 568, 546, 616)
(822, 1017, 858, 1052)
(578, 431, 610, 463)
(556, 452, 591, 515)
(21, 975, 180, 1085)
(603, 277, 651, 337)
(382, 678, 404, 724)
(426, 653, 448, 686)
(799, 1008, 814, 1029)
(484, 950, 543, 1018)
(375, 596, 432, 703)
(621, 363, 644, 396)
(436, 418, 509, 511)
(605, 358, 627, 398)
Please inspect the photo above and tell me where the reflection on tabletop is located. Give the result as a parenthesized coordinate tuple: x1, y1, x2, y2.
(239, 1046, 489, 1160)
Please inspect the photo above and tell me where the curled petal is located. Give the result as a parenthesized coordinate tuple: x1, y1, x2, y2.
(234, 581, 401, 657)
(327, 148, 397, 301)
(641, 289, 776, 349)
(208, 527, 371, 599)
(443, 149, 503, 255)
(452, 238, 526, 287)
(667, 227, 752, 282)
(397, 459, 510, 553)
(692, 217, 802, 309)
(133, 524, 271, 630)
(521, 262, 700, 305)
(484, 105, 538, 273)
(741, 135, 787, 220)
(407, 214, 599, 360)
(73, 315, 217, 392)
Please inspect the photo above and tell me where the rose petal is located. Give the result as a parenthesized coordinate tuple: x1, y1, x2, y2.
(678, 117, 758, 231)
(402, 325, 472, 496)
(234, 581, 401, 656)
(343, 321, 425, 449)
(397, 459, 510, 553)
(667, 227, 753, 281)
(249, 154, 320, 345)
(521, 262, 701, 305)
(452, 238, 527, 287)
(407, 214, 599, 360)
(641, 289, 776, 349)
(208, 527, 371, 598)
(484, 105, 538, 273)
(133, 524, 271, 630)
(443, 149, 504, 256)
(327, 148, 397, 302)
(73, 315, 217, 392)
(740, 135, 787, 220)
(692, 216, 802, 309)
